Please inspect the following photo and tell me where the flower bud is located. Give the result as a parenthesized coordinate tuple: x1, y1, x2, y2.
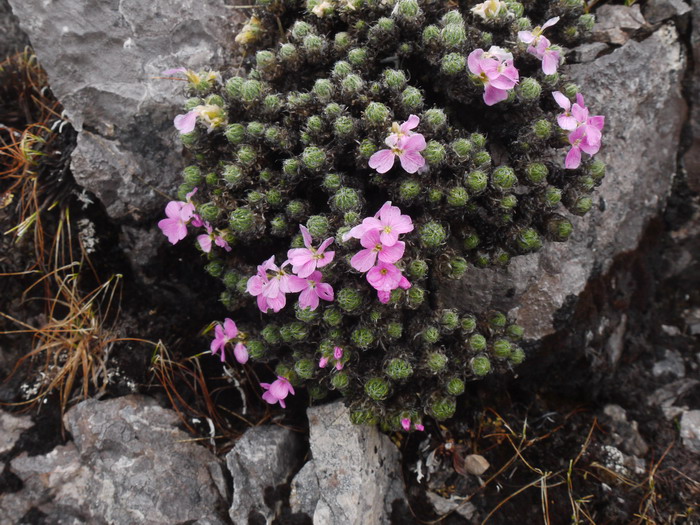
(491, 338, 512, 359)
(424, 141, 446, 166)
(205, 260, 224, 277)
(465, 170, 488, 194)
(332, 116, 355, 139)
(525, 162, 548, 185)
(441, 52, 466, 75)
(237, 145, 257, 167)
(224, 123, 246, 144)
(247, 340, 266, 360)
(460, 315, 477, 333)
(429, 396, 456, 420)
(419, 221, 447, 249)
(246, 121, 265, 139)
(331, 371, 351, 391)
(278, 43, 299, 63)
(323, 173, 343, 192)
(183, 166, 202, 186)
(348, 47, 369, 67)
(358, 139, 378, 159)
(229, 207, 255, 234)
(506, 324, 524, 341)
(447, 186, 469, 207)
(569, 195, 593, 216)
(543, 186, 562, 207)
(344, 211, 360, 225)
(291, 20, 313, 40)
(382, 69, 407, 90)
(352, 328, 375, 349)
(510, 346, 526, 365)
(471, 355, 491, 376)
(225, 76, 245, 98)
(255, 50, 276, 72)
(205, 172, 218, 185)
(296, 304, 320, 323)
(451, 138, 473, 159)
(545, 214, 573, 241)
(334, 32, 351, 52)
(294, 358, 315, 380)
(473, 150, 492, 167)
(588, 160, 606, 182)
(469, 332, 488, 353)
(422, 326, 441, 344)
(578, 14, 595, 32)
(488, 311, 507, 329)
(426, 351, 448, 372)
(338, 288, 362, 312)
(386, 321, 403, 339)
(333, 187, 361, 212)
(446, 377, 465, 396)
(422, 24, 440, 45)
(533, 119, 552, 139)
(441, 10, 463, 25)
(302, 146, 327, 171)
(364, 102, 391, 126)
(261, 324, 281, 344)
(407, 285, 426, 307)
(438, 309, 459, 333)
(306, 215, 329, 238)
(492, 166, 517, 191)
(448, 257, 468, 279)
(401, 86, 424, 111)
(463, 232, 480, 250)
(320, 307, 342, 327)
(441, 23, 466, 48)
(398, 180, 421, 202)
(350, 407, 377, 424)
(332, 61, 352, 78)
(305, 116, 324, 136)
(222, 271, 240, 290)
(312, 78, 334, 102)
(197, 202, 220, 223)
(516, 227, 542, 252)
(395, 0, 420, 18)
(385, 358, 413, 380)
(408, 259, 429, 280)
(364, 377, 390, 400)
(184, 97, 203, 111)
(563, 83, 579, 99)
(517, 77, 541, 101)
(428, 188, 443, 204)
(241, 79, 264, 103)
(285, 200, 307, 220)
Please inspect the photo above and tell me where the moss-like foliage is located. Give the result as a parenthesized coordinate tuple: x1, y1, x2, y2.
(166, 0, 605, 430)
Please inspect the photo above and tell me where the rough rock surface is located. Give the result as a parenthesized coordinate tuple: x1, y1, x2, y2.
(0, 411, 32, 454)
(7, 0, 240, 221)
(440, 24, 686, 339)
(643, 0, 691, 26)
(680, 410, 700, 454)
(0, 395, 229, 524)
(0, 0, 29, 58)
(592, 4, 647, 45)
(289, 402, 405, 525)
(226, 425, 304, 524)
(684, 0, 700, 192)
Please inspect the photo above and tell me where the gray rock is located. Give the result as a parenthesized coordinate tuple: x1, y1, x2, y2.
(291, 401, 405, 525)
(652, 349, 686, 379)
(600, 444, 647, 477)
(570, 42, 610, 63)
(592, 5, 647, 45)
(8, 0, 242, 221)
(289, 460, 320, 518)
(1, 395, 229, 524)
(0, 0, 29, 58)
(685, 1, 700, 192)
(647, 378, 699, 419)
(226, 425, 304, 524)
(602, 404, 649, 457)
(643, 0, 691, 25)
(426, 492, 477, 521)
(680, 410, 700, 454)
(440, 25, 686, 339)
(0, 410, 32, 454)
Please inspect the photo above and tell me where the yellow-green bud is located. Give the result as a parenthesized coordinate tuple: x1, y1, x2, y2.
(471, 355, 491, 376)
(351, 327, 375, 349)
(401, 87, 424, 111)
(333, 187, 361, 212)
(419, 221, 447, 249)
(302, 146, 327, 171)
(399, 180, 421, 202)
(446, 377, 465, 396)
(546, 214, 573, 241)
(334, 32, 351, 52)
(517, 77, 541, 101)
(333, 116, 355, 138)
(441, 23, 466, 48)
(224, 123, 246, 144)
(441, 52, 466, 75)
(429, 396, 456, 420)
(294, 358, 315, 379)
(348, 47, 369, 67)
(473, 150, 491, 166)
(359, 139, 378, 159)
(506, 324, 524, 341)
(452, 138, 473, 159)
(570, 196, 593, 216)
(322, 307, 343, 327)
(589, 160, 606, 181)
(469, 333, 487, 352)
(533, 119, 552, 139)
(422, 326, 441, 344)
(229, 207, 255, 233)
(338, 288, 362, 312)
(422, 24, 440, 44)
(447, 186, 469, 207)
(543, 187, 562, 207)
(463, 232, 480, 250)
(278, 43, 298, 62)
(237, 145, 257, 167)
(510, 346, 526, 365)
(313, 78, 334, 101)
(386, 321, 403, 339)
(488, 311, 507, 329)
(291, 20, 313, 40)
(332, 61, 352, 78)
(364, 377, 390, 400)
(247, 340, 266, 360)
(331, 371, 350, 390)
(383, 69, 407, 90)
(307, 215, 330, 237)
(205, 260, 224, 278)
(423, 141, 446, 165)
(460, 315, 477, 333)
(408, 259, 429, 280)
(285, 199, 307, 219)
(256, 50, 276, 70)
(364, 102, 391, 125)
(261, 324, 281, 344)
(323, 173, 343, 192)
(448, 257, 468, 279)
(492, 338, 512, 359)
(225, 76, 245, 98)
(465, 170, 488, 193)
(241, 79, 264, 103)
(385, 358, 413, 380)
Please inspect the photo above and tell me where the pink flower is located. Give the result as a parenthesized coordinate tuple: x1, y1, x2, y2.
(345, 201, 413, 247)
(401, 418, 411, 431)
(350, 229, 406, 272)
(369, 116, 426, 174)
(468, 47, 519, 106)
(260, 376, 295, 408)
(174, 110, 199, 134)
(334, 346, 343, 360)
(519, 18, 560, 74)
(210, 318, 247, 363)
(197, 223, 232, 253)
(553, 91, 587, 131)
(565, 119, 604, 169)
(319, 356, 329, 368)
(414, 423, 425, 431)
(287, 225, 335, 278)
(367, 262, 404, 292)
(246, 257, 307, 313)
(390, 114, 420, 139)
(297, 271, 334, 311)
(173, 104, 227, 134)
(158, 200, 196, 244)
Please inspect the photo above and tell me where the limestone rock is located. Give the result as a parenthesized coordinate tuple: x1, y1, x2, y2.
(685, 1, 700, 192)
(680, 410, 700, 454)
(440, 25, 686, 340)
(0, 410, 32, 455)
(7, 0, 242, 221)
(592, 5, 647, 45)
(0, 0, 29, 58)
(225, 425, 304, 524)
(643, 0, 691, 25)
(289, 401, 405, 525)
(0, 395, 229, 524)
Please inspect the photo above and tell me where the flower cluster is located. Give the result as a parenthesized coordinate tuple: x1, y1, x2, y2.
(553, 92, 605, 169)
(160, 0, 606, 430)
(344, 202, 413, 303)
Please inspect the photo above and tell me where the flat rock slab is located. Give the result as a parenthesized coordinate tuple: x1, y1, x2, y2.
(0, 410, 32, 454)
(226, 425, 304, 524)
(0, 395, 229, 524)
(8, 0, 240, 221)
(289, 401, 405, 525)
(440, 25, 686, 340)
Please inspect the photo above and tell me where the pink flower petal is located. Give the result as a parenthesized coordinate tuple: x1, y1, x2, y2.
(542, 16, 559, 30)
(542, 51, 559, 75)
(351, 249, 378, 272)
(518, 31, 534, 44)
(299, 287, 319, 310)
(399, 150, 425, 174)
(401, 418, 411, 431)
(174, 110, 198, 134)
(197, 234, 212, 253)
(565, 146, 582, 170)
(483, 85, 508, 106)
(369, 149, 396, 174)
(400, 114, 420, 133)
(234, 343, 248, 364)
(378, 241, 405, 264)
(316, 282, 334, 301)
(224, 318, 238, 339)
(552, 91, 571, 111)
(299, 225, 313, 248)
